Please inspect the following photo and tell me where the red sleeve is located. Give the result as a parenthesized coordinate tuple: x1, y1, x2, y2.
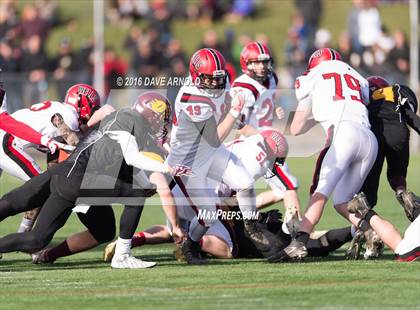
(0, 112, 43, 145)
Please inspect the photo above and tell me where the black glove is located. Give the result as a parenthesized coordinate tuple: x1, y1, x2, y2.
(393, 84, 418, 113)
(258, 209, 283, 224)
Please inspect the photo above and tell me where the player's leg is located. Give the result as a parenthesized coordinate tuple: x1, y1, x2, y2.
(359, 141, 385, 208)
(350, 193, 420, 261)
(201, 220, 233, 259)
(348, 194, 403, 252)
(395, 217, 420, 261)
(0, 131, 45, 232)
(175, 171, 218, 265)
(0, 169, 52, 222)
(383, 126, 417, 221)
(384, 122, 409, 194)
(33, 206, 116, 264)
(201, 235, 233, 259)
(306, 227, 353, 257)
(19, 150, 63, 233)
(334, 127, 380, 259)
(276, 123, 371, 261)
(0, 132, 41, 181)
(333, 124, 378, 224)
(104, 225, 173, 262)
(110, 177, 157, 269)
(0, 191, 73, 254)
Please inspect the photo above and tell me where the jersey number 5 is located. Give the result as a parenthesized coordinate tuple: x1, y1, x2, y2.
(322, 73, 363, 103)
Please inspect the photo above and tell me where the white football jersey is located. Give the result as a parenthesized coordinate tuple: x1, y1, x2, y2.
(230, 73, 278, 130)
(225, 134, 298, 193)
(168, 76, 230, 168)
(295, 60, 370, 131)
(11, 101, 79, 148)
(226, 134, 271, 180)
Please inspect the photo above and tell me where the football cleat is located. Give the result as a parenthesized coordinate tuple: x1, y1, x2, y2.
(32, 249, 54, 264)
(111, 254, 156, 269)
(345, 229, 365, 260)
(363, 228, 384, 260)
(283, 205, 301, 238)
(396, 191, 419, 222)
(181, 237, 207, 265)
(347, 192, 371, 217)
(173, 245, 186, 262)
(268, 239, 308, 262)
(243, 219, 272, 251)
(103, 240, 117, 262)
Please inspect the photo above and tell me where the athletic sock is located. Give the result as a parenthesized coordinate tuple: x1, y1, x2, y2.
(365, 210, 377, 223)
(44, 240, 71, 262)
(114, 237, 132, 256)
(17, 218, 34, 233)
(357, 219, 370, 232)
(325, 226, 352, 246)
(295, 231, 309, 244)
(132, 232, 146, 247)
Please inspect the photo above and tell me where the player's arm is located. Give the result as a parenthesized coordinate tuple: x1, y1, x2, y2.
(401, 108, 420, 134)
(237, 123, 259, 137)
(0, 112, 43, 145)
(394, 85, 420, 134)
(149, 172, 184, 244)
(106, 130, 170, 173)
(217, 91, 245, 141)
(0, 111, 66, 153)
(290, 106, 316, 135)
(291, 76, 316, 135)
(230, 87, 256, 137)
(87, 104, 115, 128)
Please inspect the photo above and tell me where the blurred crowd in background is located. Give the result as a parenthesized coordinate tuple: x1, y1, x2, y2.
(0, 0, 414, 111)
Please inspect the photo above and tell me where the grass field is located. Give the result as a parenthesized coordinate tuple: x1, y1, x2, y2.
(0, 154, 419, 310)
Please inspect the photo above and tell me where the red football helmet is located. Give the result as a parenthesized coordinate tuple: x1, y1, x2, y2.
(240, 41, 273, 82)
(307, 48, 342, 71)
(260, 129, 288, 160)
(64, 84, 100, 124)
(367, 76, 390, 93)
(189, 48, 227, 97)
(134, 92, 171, 139)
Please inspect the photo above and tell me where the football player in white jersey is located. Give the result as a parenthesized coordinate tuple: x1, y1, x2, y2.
(230, 41, 280, 135)
(275, 48, 378, 261)
(0, 87, 65, 153)
(0, 101, 79, 181)
(0, 84, 102, 182)
(231, 41, 302, 219)
(167, 48, 279, 264)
